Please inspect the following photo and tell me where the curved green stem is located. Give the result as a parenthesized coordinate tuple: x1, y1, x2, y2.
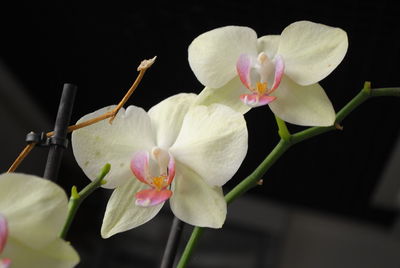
(176, 227, 204, 268)
(176, 86, 400, 268)
(225, 139, 291, 204)
(59, 163, 111, 239)
(292, 82, 371, 144)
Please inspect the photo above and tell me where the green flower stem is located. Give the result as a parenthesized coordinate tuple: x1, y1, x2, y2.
(274, 115, 291, 141)
(370, 87, 400, 97)
(176, 227, 204, 268)
(225, 139, 291, 204)
(176, 86, 400, 268)
(59, 163, 111, 239)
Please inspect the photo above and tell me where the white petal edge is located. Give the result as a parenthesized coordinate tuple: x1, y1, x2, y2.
(169, 163, 226, 228)
(101, 178, 164, 238)
(257, 35, 281, 59)
(0, 173, 68, 249)
(269, 75, 336, 126)
(169, 103, 248, 186)
(277, 21, 348, 86)
(3, 236, 79, 268)
(72, 105, 156, 189)
(194, 77, 251, 114)
(148, 93, 198, 149)
(188, 26, 258, 88)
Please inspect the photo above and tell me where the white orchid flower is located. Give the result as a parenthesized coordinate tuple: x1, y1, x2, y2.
(0, 173, 79, 268)
(72, 93, 248, 238)
(188, 21, 348, 126)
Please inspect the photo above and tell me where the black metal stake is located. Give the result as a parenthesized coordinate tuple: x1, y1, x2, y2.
(160, 217, 185, 268)
(43, 83, 77, 181)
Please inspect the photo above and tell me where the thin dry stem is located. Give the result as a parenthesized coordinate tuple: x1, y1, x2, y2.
(109, 56, 156, 123)
(8, 143, 36, 172)
(7, 57, 156, 173)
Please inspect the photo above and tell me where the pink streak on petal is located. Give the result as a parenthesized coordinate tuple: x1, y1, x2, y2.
(135, 188, 172, 207)
(0, 259, 11, 268)
(0, 214, 8, 254)
(270, 55, 285, 92)
(240, 94, 276, 107)
(130, 151, 151, 185)
(236, 54, 253, 89)
(166, 153, 176, 186)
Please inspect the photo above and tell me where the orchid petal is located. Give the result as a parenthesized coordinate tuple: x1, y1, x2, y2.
(236, 54, 253, 89)
(101, 179, 164, 238)
(0, 173, 68, 249)
(72, 105, 156, 189)
(240, 94, 276, 107)
(169, 163, 226, 228)
(257, 35, 281, 59)
(195, 77, 251, 114)
(277, 21, 348, 86)
(135, 189, 172, 207)
(130, 151, 150, 185)
(269, 76, 335, 126)
(189, 26, 258, 88)
(2, 236, 79, 268)
(148, 93, 197, 149)
(170, 104, 248, 186)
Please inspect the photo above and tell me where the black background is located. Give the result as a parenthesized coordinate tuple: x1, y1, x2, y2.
(1, 0, 400, 266)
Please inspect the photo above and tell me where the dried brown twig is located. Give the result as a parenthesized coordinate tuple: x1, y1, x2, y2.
(7, 57, 156, 173)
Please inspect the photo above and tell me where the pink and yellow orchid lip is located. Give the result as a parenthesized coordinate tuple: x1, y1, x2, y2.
(135, 188, 173, 207)
(130, 149, 176, 207)
(240, 94, 276, 107)
(0, 213, 8, 254)
(0, 258, 11, 268)
(236, 52, 285, 107)
(236, 53, 253, 90)
(130, 151, 151, 185)
(0, 213, 11, 268)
